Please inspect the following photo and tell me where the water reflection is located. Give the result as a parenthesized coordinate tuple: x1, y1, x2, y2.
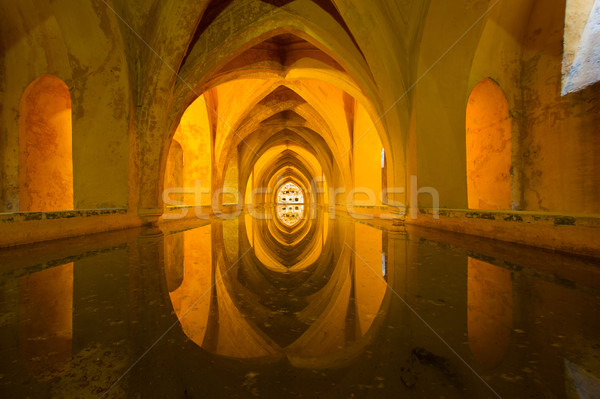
(18, 263, 73, 379)
(165, 212, 389, 367)
(276, 204, 304, 227)
(467, 257, 512, 369)
(0, 216, 599, 397)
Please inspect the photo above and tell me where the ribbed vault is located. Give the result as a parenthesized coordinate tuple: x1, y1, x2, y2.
(148, 0, 397, 220)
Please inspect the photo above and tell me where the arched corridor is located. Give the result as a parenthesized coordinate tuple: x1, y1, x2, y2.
(0, 0, 598, 252)
(0, 0, 599, 397)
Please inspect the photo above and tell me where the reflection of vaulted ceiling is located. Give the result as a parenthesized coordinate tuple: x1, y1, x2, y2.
(166, 216, 390, 367)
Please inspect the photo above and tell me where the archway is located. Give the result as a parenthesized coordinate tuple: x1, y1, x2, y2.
(144, 7, 397, 218)
(19, 75, 73, 212)
(466, 78, 512, 210)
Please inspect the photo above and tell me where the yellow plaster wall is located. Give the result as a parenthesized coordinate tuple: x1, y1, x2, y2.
(519, 0, 600, 213)
(413, 0, 600, 216)
(353, 101, 384, 207)
(19, 75, 73, 212)
(164, 140, 184, 206)
(466, 78, 512, 210)
(172, 95, 212, 206)
(413, 0, 490, 209)
(0, 0, 131, 212)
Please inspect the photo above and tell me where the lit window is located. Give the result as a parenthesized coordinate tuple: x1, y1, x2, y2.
(276, 182, 304, 204)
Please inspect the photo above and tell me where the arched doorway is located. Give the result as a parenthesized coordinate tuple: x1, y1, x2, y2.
(19, 75, 73, 212)
(466, 78, 512, 210)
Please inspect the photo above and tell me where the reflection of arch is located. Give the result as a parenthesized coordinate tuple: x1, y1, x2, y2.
(19, 263, 73, 378)
(167, 217, 390, 368)
(252, 201, 324, 271)
(467, 258, 512, 369)
(19, 75, 73, 211)
(466, 78, 512, 210)
(353, 223, 387, 335)
(276, 205, 305, 227)
(168, 226, 213, 348)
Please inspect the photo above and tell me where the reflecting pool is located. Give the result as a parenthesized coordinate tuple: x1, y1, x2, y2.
(0, 212, 599, 398)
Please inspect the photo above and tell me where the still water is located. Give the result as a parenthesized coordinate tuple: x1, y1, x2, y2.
(0, 212, 599, 398)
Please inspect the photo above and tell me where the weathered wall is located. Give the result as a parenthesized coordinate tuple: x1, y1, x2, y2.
(0, 0, 131, 211)
(413, 0, 489, 209)
(467, 0, 534, 210)
(466, 78, 512, 210)
(19, 75, 73, 212)
(519, 0, 600, 213)
(164, 140, 184, 206)
(412, 0, 599, 214)
(353, 100, 384, 206)
(172, 96, 212, 207)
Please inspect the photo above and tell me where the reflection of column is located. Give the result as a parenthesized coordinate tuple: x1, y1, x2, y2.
(289, 245, 353, 359)
(169, 226, 213, 349)
(354, 223, 386, 336)
(244, 214, 254, 248)
(345, 254, 357, 344)
(19, 263, 73, 377)
(128, 226, 165, 354)
(222, 218, 239, 264)
(468, 257, 513, 368)
(389, 230, 410, 304)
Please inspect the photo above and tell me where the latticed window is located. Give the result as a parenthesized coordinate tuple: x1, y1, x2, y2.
(277, 182, 304, 204)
